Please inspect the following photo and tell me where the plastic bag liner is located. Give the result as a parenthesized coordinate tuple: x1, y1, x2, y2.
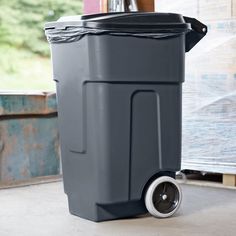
(45, 27, 184, 44)
(45, 12, 194, 44)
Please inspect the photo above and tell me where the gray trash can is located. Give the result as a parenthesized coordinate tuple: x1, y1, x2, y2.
(45, 12, 207, 222)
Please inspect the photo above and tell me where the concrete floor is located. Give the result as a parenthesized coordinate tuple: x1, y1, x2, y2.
(0, 182, 236, 236)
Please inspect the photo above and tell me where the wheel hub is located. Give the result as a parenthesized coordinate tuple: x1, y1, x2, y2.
(161, 194, 168, 201)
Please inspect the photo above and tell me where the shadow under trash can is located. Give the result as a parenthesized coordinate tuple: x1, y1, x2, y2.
(45, 12, 207, 222)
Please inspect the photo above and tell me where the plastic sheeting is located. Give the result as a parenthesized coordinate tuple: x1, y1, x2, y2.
(182, 19, 236, 174)
(155, 0, 236, 174)
(155, 0, 236, 21)
(45, 26, 181, 44)
(155, 0, 199, 18)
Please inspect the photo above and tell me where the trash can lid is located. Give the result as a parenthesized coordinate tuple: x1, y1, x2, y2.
(45, 12, 191, 33)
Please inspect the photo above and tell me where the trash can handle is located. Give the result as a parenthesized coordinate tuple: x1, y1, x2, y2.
(183, 16, 207, 52)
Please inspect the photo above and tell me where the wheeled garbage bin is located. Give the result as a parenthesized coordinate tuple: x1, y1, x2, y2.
(45, 12, 207, 222)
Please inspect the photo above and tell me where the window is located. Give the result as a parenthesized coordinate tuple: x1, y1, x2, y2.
(0, 0, 83, 91)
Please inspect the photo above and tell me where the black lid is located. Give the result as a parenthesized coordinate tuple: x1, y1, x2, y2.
(45, 12, 191, 33)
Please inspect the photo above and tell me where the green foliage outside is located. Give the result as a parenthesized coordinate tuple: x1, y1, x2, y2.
(0, 0, 83, 91)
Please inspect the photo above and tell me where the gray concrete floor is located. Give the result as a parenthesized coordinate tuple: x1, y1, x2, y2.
(0, 182, 236, 236)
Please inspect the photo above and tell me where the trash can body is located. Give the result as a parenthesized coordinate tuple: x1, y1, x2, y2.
(45, 13, 207, 221)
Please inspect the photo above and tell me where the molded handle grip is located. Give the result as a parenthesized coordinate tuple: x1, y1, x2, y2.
(184, 16, 207, 52)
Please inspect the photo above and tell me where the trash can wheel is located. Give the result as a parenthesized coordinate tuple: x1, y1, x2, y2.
(145, 176, 182, 218)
